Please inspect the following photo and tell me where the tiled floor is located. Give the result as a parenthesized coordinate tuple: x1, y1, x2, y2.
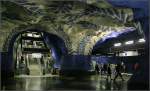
(2, 74, 131, 90)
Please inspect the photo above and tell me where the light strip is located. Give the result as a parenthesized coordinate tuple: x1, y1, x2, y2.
(125, 40, 134, 45)
(114, 43, 121, 47)
(27, 33, 32, 37)
(138, 38, 145, 43)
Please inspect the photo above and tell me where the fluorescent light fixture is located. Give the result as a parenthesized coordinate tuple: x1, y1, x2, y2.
(138, 38, 145, 43)
(114, 43, 121, 47)
(32, 53, 42, 58)
(33, 34, 40, 37)
(27, 33, 32, 37)
(125, 40, 134, 45)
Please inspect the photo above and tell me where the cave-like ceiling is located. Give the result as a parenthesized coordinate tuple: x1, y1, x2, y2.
(1, 0, 142, 54)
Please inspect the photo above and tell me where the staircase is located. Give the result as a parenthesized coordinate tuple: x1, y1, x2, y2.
(29, 64, 42, 76)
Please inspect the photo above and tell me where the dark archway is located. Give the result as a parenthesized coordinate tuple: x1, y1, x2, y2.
(1, 28, 68, 78)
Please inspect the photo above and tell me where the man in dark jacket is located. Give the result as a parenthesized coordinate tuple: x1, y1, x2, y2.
(113, 64, 124, 81)
(106, 64, 112, 80)
(95, 64, 100, 74)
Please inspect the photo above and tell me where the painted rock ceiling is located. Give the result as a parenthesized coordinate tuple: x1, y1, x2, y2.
(1, 0, 138, 54)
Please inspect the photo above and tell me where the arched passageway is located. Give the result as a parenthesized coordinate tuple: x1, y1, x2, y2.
(1, 28, 68, 77)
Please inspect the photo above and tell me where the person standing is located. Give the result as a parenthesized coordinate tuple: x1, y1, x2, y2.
(121, 61, 126, 73)
(113, 63, 124, 81)
(134, 62, 141, 75)
(134, 62, 140, 71)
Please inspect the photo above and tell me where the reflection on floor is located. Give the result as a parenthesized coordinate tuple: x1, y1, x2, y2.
(29, 64, 42, 75)
(2, 74, 131, 90)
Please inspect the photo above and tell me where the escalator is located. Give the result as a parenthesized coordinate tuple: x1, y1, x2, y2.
(14, 31, 53, 76)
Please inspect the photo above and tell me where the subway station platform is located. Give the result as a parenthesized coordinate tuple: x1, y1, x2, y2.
(0, 0, 149, 90)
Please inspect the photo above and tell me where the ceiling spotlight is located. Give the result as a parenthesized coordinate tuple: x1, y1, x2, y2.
(125, 40, 134, 45)
(138, 38, 145, 43)
(114, 43, 121, 47)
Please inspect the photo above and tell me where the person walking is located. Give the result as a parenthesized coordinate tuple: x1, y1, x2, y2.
(103, 64, 107, 74)
(113, 63, 124, 81)
(95, 64, 100, 74)
(106, 64, 112, 80)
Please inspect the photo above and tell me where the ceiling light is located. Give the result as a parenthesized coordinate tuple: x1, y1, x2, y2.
(138, 38, 145, 43)
(125, 40, 134, 45)
(27, 33, 32, 37)
(114, 43, 121, 47)
(33, 34, 40, 37)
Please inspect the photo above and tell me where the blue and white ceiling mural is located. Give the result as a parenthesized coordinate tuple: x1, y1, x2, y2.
(1, 0, 146, 55)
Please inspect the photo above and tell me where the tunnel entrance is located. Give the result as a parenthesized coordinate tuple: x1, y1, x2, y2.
(2, 28, 68, 78)
(1, 28, 69, 90)
(13, 31, 54, 76)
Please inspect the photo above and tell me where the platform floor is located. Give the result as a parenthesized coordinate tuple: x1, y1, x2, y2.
(2, 74, 131, 90)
